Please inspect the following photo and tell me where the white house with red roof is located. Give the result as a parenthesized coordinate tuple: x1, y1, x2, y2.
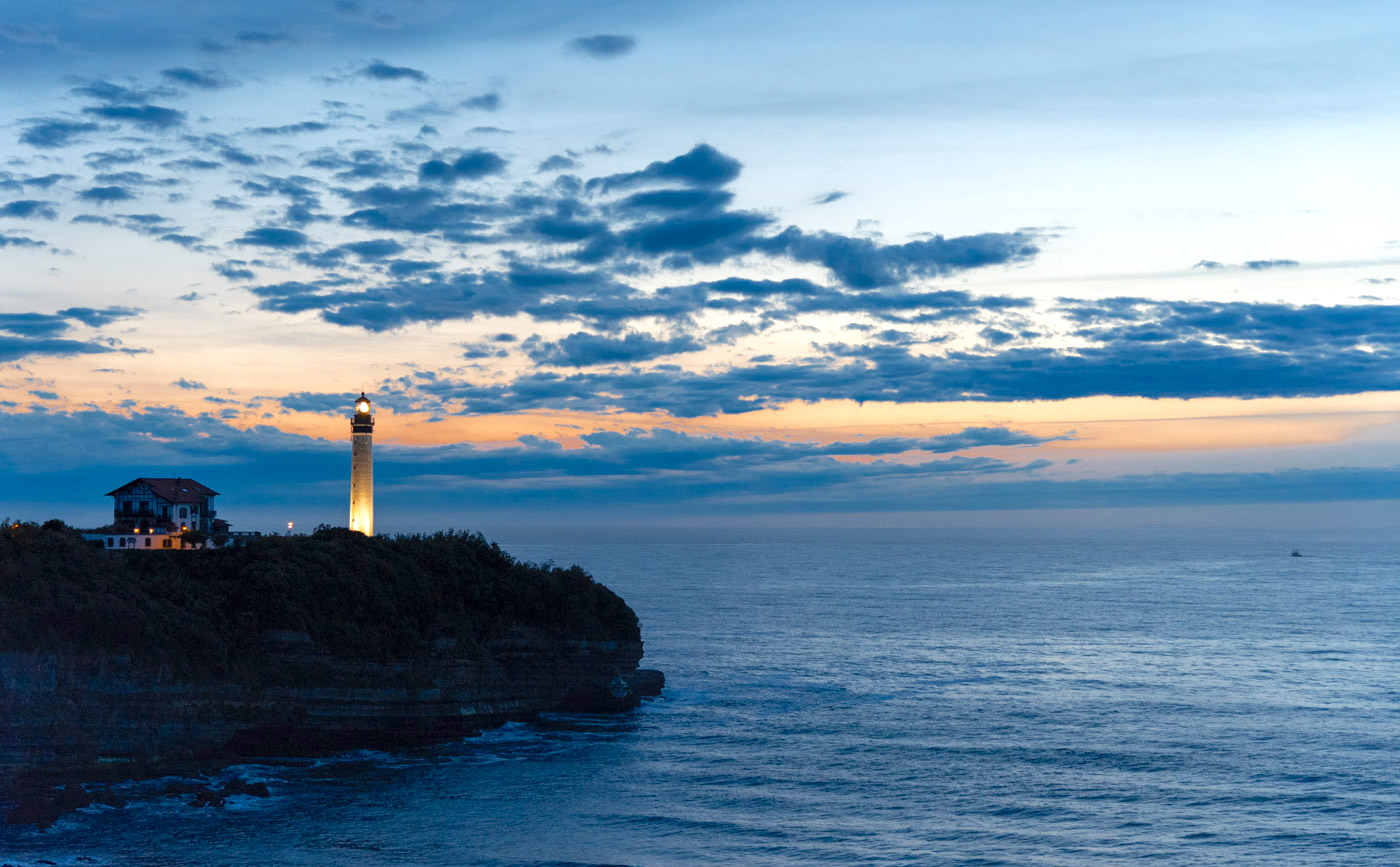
(90, 477, 227, 550)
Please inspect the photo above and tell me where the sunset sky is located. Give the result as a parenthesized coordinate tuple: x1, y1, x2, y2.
(3, 0, 1399, 532)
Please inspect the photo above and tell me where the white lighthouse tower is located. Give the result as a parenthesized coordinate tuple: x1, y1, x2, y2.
(349, 392, 374, 535)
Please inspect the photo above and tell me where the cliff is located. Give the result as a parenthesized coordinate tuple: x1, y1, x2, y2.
(0, 522, 662, 780)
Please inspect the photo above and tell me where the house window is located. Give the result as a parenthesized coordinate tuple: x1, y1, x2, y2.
(118, 537, 126, 548)
(180, 507, 188, 519)
(107, 538, 114, 548)
(144, 537, 152, 548)
(162, 539, 172, 548)
(123, 500, 132, 514)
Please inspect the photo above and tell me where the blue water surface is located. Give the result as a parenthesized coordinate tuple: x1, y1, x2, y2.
(4, 525, 1399, 865)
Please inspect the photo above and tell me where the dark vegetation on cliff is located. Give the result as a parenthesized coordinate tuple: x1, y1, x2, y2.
(0, 521, 639, 679)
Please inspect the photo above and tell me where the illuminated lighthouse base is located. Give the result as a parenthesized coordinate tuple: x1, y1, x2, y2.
(349, 393, 374, 535)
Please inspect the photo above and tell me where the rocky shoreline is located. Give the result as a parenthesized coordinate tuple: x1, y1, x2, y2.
(0, 524, 664, 827)
(1, 634, 663, 826)
(2, 635, 663, 827)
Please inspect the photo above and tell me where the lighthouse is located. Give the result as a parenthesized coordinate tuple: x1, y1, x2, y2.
(349, 392, 374, 535)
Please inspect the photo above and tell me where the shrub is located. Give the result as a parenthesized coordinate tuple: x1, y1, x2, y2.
(0, 521, 639, 680)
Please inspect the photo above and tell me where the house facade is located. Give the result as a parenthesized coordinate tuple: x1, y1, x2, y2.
(88, 477, 227, 550)
(108, 477, 219, 533)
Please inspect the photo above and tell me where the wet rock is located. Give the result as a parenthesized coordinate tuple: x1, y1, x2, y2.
(4, 783, 92, 828)
(54, 784, 91, 812)
(629, 668, 666, 696)
(163, 781, 205, 796)
(219, 779, 270, 798)
(190, 787, 226, 809)
(90, 789, 127, 809)
(4, 798, 64, 829)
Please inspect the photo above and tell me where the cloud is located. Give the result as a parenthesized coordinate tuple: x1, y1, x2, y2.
(70, 212, 202, 247)
(160, 67, 238, 90)
(418, 150, 509, 183)
(813, 190, 849, 205)
(70, 80, 175, 104)
(92, 171, 178, 190)
(0, 233, 50, 249)
(339, 238, 405, 259)
(1193, 258, 1300, 271)
(82, 104, 187, 130)
(0, 305, 141, 336)
(0, 405, 1062, 521)
(3, 406, 1397, 519)
(538, 154, 578, 172)
(173, 377, 206, 389)
(82, 149, 145, 169)
(19, 119, 101, 148)
(0, 200, 57, 219)
(0, 312, 73, 338)
(587, 144, 743, 192)
(567, 34, 637, 59)
(249, 121, 330, 135)
(219, 146, 259, 166)
(384, 101, 456, 123)
(212, 260, 255, 280)
(77, 185, 135, 203)
(384, 294, 1400, 415)
(236, 30, 294, 45)
(757, 227, 1040, 289)
(24, 135, 1046, 377)
(57, 306, 143, 328)
(461, 92, 501, 111)
(306, 148, 396, 181)
(524, 331, 706, 366)
(10, 173, 68, 190)
(358, 60, 428, 82)
(101, 139, 1041, 337)
(0, 334, 126, 363)
(162, 158, 223, 171)
(293, 237, 406, 267)
(234, 227, 310, 248)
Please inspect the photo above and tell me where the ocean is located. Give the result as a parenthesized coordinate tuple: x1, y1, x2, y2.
(4, 525, 1400, 865)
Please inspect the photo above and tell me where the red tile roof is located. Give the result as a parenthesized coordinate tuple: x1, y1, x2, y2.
(106, 477, 220, 503)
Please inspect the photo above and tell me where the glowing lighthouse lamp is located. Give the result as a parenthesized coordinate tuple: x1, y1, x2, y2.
(349, 392, 374, 535)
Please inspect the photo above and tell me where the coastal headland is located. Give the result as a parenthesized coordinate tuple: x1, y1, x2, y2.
(0, 521, 662, 819)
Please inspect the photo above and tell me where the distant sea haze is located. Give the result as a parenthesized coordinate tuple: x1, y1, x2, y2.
(7, 526, 1400, 865)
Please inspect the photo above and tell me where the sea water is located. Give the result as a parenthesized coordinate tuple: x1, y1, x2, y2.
(4, 525, 1400, 865)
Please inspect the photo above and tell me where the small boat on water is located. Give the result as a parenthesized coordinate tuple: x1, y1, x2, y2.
(1291, 548, 1303, 557)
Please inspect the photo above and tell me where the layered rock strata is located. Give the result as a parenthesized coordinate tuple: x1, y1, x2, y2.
(0, 630, 661, 773)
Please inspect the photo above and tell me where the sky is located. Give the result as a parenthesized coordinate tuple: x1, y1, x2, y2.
(2, 0, 1399, 533)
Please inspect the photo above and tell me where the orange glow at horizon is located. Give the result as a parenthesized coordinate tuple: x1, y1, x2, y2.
(6, 363, 1399, 460)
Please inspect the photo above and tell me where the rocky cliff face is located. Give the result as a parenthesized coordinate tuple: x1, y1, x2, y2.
(0, 629, 658, 775)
